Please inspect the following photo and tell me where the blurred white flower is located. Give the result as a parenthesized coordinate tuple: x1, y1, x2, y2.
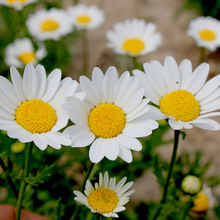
(0, 0, 36, 10)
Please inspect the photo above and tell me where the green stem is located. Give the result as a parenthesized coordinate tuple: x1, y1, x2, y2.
(152, 130, 180, 220)
(70, 162, 96, 220)
(199, 47, 206, 63)
(81, 30, 89, 75)
(97, 214, 103, 220)
(132, 56, 139, 69)
(0, 157, 18, 198)
(16, 142, 33, 220)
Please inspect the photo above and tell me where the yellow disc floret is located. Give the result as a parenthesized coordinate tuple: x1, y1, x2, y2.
(122, 38, 145, 55)
(15, 99, 57, 134)
(88, 103, 126, 138)
(19, 52, 36, 64)
(77, 15, 91, 24)
(160, 90, 200, 122)
(88, 188, 119, 214)
(191, 192, 209, 212)
(41, 19, 59, 31)
(7, 0, 27, 3)
(200, 29, 216, 41)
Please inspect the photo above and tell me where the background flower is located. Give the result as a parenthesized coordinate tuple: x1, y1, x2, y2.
(0, 0, 36, 10)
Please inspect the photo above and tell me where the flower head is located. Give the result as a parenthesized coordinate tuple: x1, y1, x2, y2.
(106, 18, 162, 57)
(26, 8, 73, 41)
(133, 56, 220, 130)
(68, 4, 105, 30)
(64, 66, 159, 163)
(0, 63, 79, 150)
(0, 0, 36, 10)
(181, 175, 201, 194)
(74, 172, 134, 218)
(5, 38, 46, 68)
(187, 16, 220, 51)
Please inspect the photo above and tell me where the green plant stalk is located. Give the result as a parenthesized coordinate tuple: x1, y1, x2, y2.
(152, 129, 180, 219)
(132, 56, 139, 69)
(82, 30, 89, 75)
(16, 142, 33, 220)
(199, 47, 206, 63)
(70, 162, 96, 220)
(0, 157, 18, 197)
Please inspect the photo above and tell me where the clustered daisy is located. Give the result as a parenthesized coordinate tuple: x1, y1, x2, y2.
(187, 16, 220, 51)
(0, 63, 79, 150)
(5, 38, 47, 68)
(64, 66, 159, 163)
(133, 56, 220, 130)
(26, 8, 74, 41)
(106, 18, 162, 57)
(68, 4, 105, 30)
(74, 172, 134, 218)
(0, 0, 36, 10)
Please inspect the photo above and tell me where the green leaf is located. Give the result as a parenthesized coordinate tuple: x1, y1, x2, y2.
(153, 154, 165, 186)
(180, 131, 187, 140)
(24, 164, 55, 186)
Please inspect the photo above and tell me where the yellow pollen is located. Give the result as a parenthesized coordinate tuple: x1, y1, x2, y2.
(88, 103, 126, 139)
(199, 29, 216, 41)
(77, 15, 91, 24)
(15, 99, 57, 134)
(19, 52, 36, 64)
(160, 90, 200, 122)
(122, 38, 145, 55)
(191, 192, 209, 212)
(88, 188, 119, 214)
(7, 0, 26, 3)
(41, 19, 59, 32)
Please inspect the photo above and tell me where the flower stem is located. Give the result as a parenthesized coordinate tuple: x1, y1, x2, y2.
(70, 162, 96, 220)
(152, 129, 180, 219)
(199, 47, 206, 63)
(81, 30, 89, 75)
(132, 56, 139, 69)
(0, 157, 18, 198)
(16, 142, 33, 220)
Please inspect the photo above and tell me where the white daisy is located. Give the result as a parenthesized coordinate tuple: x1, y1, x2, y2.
(106, 18, 162, 57)
(133, 56, 220, 130)
(0, 0, 36, 11)
(191, 186, 217, 212)
(187, 16, 220, 51)
(26, 8, 74, 41)
(68, 4, 105, 30)
(5, 38, 47, 68)
(64, 66, 159, 163)
(74, 172, 134, 218)
(0, 63, 79, 150)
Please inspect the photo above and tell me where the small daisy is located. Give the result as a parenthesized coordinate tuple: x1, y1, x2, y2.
(0, 0, 36, 11)
(5, 38, 47, 68)
(187, 16, 220, 51)
(74, 172, 134, 218)
(64, 66, 159, 163)
(106, 18, 162, 57)
(68, 4, 105, 30)
(191, 186, 216, 213)
(133, 56, 220, 130)
(0, 63, 79, 150)
(26, 8, 74, 41)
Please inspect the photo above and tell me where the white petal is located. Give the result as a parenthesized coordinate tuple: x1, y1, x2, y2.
(116, 134, 142, 151)
(192, 118, 220, 130)
(168, 119, 183, 130)
(179, 59, 192, 90)
(103, 171, 109, 188)
(32, 133, 48, 150)
(118, 146, 132, 163)
(89, 138, 105, 163)
(102, 139, 119, 161)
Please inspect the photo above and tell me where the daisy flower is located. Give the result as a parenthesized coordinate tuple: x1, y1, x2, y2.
(0, 63, 79, 150)
(64, 66, 159, 163)
(74, 172, 134, 218)
(26, 8, 74, 41)
(0, 0, 36, 11)
(106, 18, 162, 57)
(187, 16, 220, 51)
(68, 4, 105, 30)
(133, 56, 220, 130)
(5, 38, 46, 68)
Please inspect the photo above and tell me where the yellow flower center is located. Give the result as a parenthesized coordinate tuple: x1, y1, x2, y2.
(15, 99, 57, 134)
(7, 0, 26, 3)
(191, 192, 209, 212)
(88, 103, 126, 138)
(41, 19, 59, 32)
(77, 15, 91, 24)
(122, 38, 145, 55)
(88, 188, 119, 214)
(199, 29, 216, 41)
(160, 90, 200, 122)
(19, 52, 36, 65)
